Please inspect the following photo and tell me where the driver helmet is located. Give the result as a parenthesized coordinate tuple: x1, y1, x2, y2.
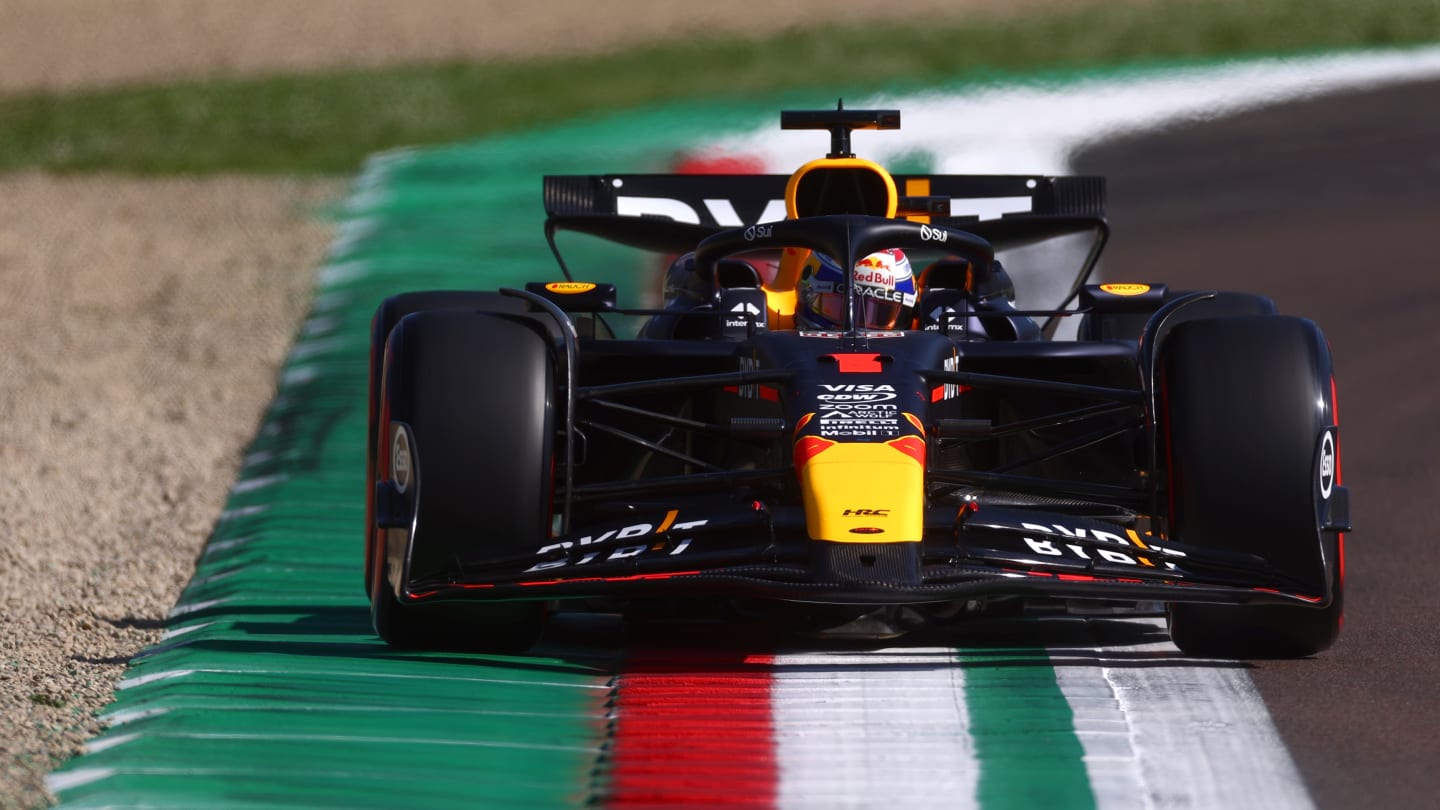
(796, 248, 916, 330)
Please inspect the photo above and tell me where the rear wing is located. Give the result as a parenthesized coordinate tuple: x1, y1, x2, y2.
(544, 173, 1106, 254)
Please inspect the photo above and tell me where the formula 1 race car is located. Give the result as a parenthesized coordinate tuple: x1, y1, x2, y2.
(364, 106, 1349, 658)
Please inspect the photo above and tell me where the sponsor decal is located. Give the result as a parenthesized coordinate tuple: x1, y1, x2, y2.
(818, 421, 900, 439)
(1022, 537, 1143, 566)
(616, 195, 788, 227)
(816, 384, 902, 438)
(744, 223, 774, 242)
(805, 280, 910, 306)
(1319, 431, 1336, 499)
(919, 223, 948, 243)
(924, 304, 966, 334)
(390, 426, 412, 494)
(545, 281, 597, 294)
(725, 300, 764, 330)
(817, 384, 896, 403)
(857, 285, 910, 304)
(854, 267, 896, 285)
(612, 193, 1034, 229)
(1098, 283, 1151, 296)
(819, 406, 898, 415)
(801, 331, 907, 339)
(818, 402, 898, 412)
(934, 355, 963, 400)
(731, 355, 773, 400)
(1019, 522, 1182, 570)
(526, 515, 705, 572)
(843, 508, 890, 517)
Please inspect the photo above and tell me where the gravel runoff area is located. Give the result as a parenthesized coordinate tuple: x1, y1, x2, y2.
(0, 1, 1102, 806)
(0, 175, 336, 809)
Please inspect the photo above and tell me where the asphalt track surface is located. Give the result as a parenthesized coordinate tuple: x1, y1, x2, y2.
(1072, 75, 1440, 810)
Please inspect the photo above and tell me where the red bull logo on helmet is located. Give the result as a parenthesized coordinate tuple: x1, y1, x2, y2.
(854, 249, 915, 304)
(803, 250, 913, 300)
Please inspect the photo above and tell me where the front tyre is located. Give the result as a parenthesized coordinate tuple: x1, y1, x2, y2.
(1160, 315, 1343, 659)
(371, 309, 553, 653)
(365, 291, 528, 596)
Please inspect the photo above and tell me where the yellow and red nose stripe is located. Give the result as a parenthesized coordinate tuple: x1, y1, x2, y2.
(793, 434, 926, 543)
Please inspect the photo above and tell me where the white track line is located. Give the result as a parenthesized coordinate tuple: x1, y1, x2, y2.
(1052, 617, 1314, 810)
(773, 649, 977, 810)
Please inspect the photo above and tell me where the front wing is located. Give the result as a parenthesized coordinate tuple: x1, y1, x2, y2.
(395, 502, 1334, 610)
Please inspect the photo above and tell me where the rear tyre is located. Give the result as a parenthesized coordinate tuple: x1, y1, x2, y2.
(371, 309, 553, 653)
(365, 291, 526, 595)
(1160, 315, 1343, 659)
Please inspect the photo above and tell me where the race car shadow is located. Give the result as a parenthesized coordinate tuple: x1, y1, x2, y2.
(96, 601, 1251, 675)
(541, 608, 1257, 672)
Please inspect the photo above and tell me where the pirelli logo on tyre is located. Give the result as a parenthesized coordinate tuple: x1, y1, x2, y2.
(390, 425, 413, 494)
(1318, 431, 1336, 499)
(544, 281, 597, 294)
(1098, 283, 1151, 296)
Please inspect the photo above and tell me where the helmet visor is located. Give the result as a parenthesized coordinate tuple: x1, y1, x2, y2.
(811, 291, 905, 329)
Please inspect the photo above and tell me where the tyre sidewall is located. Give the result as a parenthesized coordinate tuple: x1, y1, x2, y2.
(1160, 315, 1342, 657)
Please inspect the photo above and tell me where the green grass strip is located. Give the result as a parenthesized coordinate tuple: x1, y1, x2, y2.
(1, 0, 1437, 174)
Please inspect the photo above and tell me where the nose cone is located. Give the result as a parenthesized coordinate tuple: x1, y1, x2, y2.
(794, 440, 926, 544)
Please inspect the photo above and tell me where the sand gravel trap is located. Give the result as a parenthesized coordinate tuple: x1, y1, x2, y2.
(0, 1, 1102, 806)
(0, 174, 337, 808)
